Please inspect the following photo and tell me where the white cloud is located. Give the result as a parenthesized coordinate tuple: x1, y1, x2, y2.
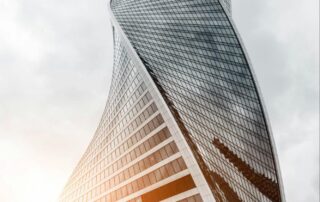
(0, 0, 113, 201)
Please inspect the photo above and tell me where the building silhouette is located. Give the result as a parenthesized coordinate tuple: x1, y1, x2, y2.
(60, 0, 285, 201)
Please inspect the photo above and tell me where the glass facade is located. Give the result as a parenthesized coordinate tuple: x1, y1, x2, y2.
(60, 0, 284, 201)
(60, 27, 201, 202)
(220, 0, 232, 15)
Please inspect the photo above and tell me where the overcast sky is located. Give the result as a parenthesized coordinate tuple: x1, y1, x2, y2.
(0, 0, 318, 201)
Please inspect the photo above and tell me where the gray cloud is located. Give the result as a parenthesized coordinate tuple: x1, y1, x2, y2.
(0, 0, 318, 201)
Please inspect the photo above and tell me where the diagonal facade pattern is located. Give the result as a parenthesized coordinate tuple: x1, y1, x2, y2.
(60, 0, 285, 201)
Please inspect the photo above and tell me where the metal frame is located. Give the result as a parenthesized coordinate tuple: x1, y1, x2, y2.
(217, 1, 286, 201)
(107, 0, 286, 201)
(107, 2, 216, 201)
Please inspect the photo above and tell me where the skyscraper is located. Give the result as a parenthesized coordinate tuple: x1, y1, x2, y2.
(60, 0, 285, 201)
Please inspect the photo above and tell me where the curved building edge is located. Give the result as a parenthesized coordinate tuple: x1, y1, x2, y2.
(59, 0, 285, 201)
(106, 2, 216, 201)
(108, 0, 285, 201)
(217, 2, 286, 201)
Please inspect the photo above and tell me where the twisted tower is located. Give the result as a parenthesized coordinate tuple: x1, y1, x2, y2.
(60, 0, 285, 201)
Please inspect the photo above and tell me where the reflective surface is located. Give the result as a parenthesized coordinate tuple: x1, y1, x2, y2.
(60, 0, 283, 201)
(220, 0, 232, 15)
(59, 31, 198, 202)
(111, 0, 282, 201)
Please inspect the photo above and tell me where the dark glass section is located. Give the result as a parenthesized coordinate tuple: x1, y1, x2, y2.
(212, 138, 280, 201)
(60, 30, 192, 202)
(137, 175, 196, 202)
(210, 170, 242, 202)
(111, 0, 282, 201)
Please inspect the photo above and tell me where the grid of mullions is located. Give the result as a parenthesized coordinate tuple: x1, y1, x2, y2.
(74, 128, 176, 202)
(112, 0, 280, 201)
(61, 33, 147, 200)
(89, 141, 180, 201)
(220, 0, 231, 15)
(60, 30, 193, 202)
(65, 54, 145, 187)
(107, 37, 134, 101)
(64, 85, 151, 192)
(65, 113, 165, 198)
(95, 157, 188, 202)
(62, 102, 162, 200)
(65, 50, 141, 185)
(107, 44, 132, 102)
(71, 82, 147, 181)
(82, 37, 139, 159)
